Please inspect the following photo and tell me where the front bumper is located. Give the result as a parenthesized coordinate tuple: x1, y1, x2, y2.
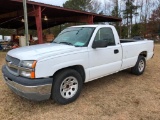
(2, 65, 53, 101)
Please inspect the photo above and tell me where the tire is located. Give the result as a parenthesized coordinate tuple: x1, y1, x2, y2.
(131, 55, 146, 75)
(51, 69, 83, 105)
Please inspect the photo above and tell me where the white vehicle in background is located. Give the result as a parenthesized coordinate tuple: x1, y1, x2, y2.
(0, 35, 3, 42)
(2, 25, 154, 105)
(4, 36, 11, 42)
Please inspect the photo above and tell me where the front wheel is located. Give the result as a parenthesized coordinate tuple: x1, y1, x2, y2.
(51, 69, 83, 105)
(131, 55, 146, 75)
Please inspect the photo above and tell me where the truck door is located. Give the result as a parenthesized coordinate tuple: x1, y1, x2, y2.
(88, 27, 122, 81)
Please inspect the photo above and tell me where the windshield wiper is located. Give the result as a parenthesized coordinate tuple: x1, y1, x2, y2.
(59, 42, 73, 46)
(74, 45, 82, 47)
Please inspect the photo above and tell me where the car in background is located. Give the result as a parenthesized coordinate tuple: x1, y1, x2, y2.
(132, 36, 144, 40)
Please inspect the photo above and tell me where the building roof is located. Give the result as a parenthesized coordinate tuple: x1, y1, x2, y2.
(0, 0, 122, 30)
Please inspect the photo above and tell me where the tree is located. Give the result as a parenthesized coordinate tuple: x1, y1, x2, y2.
(137, 0, 158, 37)
(111, 0, 120, 35)
(63, 0, 101, 13)
(131, 23, 140, 37)
(148, 6, 160, 38)
(63, 0, 92, 12)
(121, 25, 128, 38)
(0, 28, 16, 36)
(62, 0, 102, 31)
(88, 0, 102, 13)
(103, 0, 114, 15)
(112, 0, 119, 17)
(123, 0, 139, 38)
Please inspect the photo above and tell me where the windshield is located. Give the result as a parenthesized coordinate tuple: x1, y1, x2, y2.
(53, 27, 95, 47)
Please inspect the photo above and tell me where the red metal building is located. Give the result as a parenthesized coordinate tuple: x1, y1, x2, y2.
(0, 0, 122, 44)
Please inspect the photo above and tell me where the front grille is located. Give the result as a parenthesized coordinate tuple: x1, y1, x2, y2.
(6, 55, 20, 75)
(6, 55, 20, 66)
(8, 67, 18, 73)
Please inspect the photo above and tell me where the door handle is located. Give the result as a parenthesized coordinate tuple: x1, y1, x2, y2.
(114, 49, 119, 54)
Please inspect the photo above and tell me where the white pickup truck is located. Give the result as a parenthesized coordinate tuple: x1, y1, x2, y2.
(2, 25, 154, 104)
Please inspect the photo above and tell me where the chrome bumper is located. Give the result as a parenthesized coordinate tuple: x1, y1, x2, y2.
(2, 65, 52, 101)
(3, 76, 52, 101)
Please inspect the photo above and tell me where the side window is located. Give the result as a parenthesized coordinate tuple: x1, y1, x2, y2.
(94, 27, 115, 46)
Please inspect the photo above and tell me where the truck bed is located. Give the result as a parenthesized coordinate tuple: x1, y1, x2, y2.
(120, 39, 144, 43)
(120, 40, 154, 70)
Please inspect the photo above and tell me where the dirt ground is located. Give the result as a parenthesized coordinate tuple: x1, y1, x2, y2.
(0, 45, 160, 120)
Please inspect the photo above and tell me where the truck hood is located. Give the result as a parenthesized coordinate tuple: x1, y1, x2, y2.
(7, 43, 82, 60)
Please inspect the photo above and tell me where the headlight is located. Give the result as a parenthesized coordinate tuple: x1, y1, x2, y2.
(20, 60, 36, 78)
(21, 60, 36, 68)
(20, 71, 32, 78)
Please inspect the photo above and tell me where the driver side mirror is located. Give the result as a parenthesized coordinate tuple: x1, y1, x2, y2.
(92, 40, 108, 49)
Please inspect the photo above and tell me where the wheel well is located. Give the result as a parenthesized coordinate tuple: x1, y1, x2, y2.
(53, 65, 86, 83)
(140, 51, 147, 58)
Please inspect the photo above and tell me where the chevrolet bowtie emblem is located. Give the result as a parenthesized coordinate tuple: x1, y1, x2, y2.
(7, 61, 12, 67)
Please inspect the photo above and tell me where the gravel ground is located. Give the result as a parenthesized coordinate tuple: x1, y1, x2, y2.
(0, 44, 160, 120)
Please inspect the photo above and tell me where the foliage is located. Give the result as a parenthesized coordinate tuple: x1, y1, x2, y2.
(123, 0, 140, 38)
(0, 28, 16, 36)
(144, 6, 160, 39)
(112, 0, 119, 17)
(131, 23, 140, 37)
(123, 0, 139, 20)
(121, 25, 128, 38)
(63, 0, 101, 13)
(63, 0, 92, 12)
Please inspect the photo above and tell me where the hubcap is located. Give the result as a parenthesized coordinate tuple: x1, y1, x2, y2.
(138, 60, 145, 72)
(60, 76, 78, 99)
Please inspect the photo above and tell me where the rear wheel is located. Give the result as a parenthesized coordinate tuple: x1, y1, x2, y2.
(51, 69, 83, 105)
(131, 55, 146, 75)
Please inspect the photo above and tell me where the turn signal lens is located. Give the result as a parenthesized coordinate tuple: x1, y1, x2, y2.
(32, 61, 37, 68)
(31, 72, 35, 79)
